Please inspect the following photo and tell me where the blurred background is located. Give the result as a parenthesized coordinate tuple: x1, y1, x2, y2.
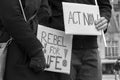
(98, 0, 120, 80)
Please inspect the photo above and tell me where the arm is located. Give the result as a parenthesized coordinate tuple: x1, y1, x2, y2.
(0, 0, 43, 58)
(98, 0, 112, 22)
(37, 0, 51, 26)
(0, 0, 47, 71)
(95, 0, 112, 32)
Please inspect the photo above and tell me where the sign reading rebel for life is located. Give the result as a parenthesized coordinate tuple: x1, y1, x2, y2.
(37, 25, 73, 74)
(62, 2, 101, 35)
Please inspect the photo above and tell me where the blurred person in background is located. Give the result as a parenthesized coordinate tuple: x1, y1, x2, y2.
(114, 58, 120, 80)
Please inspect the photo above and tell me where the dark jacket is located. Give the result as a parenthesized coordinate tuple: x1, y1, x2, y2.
(0, 0, 57, 80)
(48, 0, 112, 49)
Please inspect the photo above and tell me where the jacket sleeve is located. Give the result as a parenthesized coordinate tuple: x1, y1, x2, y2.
(98, 0, 112, 22)
(37, 0, 51, 26)
(0, 0, 43, 58)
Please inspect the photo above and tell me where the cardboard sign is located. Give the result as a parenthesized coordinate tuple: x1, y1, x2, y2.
(62, 2, 101, 35)
(37, 25, 73, 74)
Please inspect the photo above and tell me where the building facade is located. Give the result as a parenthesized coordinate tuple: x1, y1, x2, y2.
(98, 0, 120, 74)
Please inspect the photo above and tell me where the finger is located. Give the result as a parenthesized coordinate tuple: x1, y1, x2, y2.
(46, 64, 50, 68)
(95, 18, 108, 30)
(30, 63, 43, 72)
(29, 60, 46, 72)
(95, 17, 106, 25)
(34, 64, 45, 72)
(96, 23, 108, 31)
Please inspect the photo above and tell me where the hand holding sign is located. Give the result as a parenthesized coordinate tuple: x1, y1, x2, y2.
(95, 17, 108, 47)
(62, 2, 101, 35)
(62, 2, 107, 46)
(95, 17, 108, 31)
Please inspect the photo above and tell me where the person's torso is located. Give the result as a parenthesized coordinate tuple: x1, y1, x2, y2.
(48, 0, 97, 30)
(48, 0, 98, 49)
(49, 0, 96, 16)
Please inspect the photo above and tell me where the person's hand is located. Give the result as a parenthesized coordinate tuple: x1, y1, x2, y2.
(29, 49, 49, 72)
(95, 17, 108, 31)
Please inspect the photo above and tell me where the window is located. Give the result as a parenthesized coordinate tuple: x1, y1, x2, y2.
(105, 40, 119, 59)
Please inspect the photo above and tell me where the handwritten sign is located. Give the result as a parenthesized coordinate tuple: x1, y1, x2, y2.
(62, 2, 101, 35)
(37, 25, 73, 74)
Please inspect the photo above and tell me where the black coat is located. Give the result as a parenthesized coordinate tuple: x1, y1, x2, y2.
(48, 0, 112, 49)
(0, 0, 58, 80)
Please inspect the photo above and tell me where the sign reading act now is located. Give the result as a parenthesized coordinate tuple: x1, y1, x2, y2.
(62, 2, 101, 35)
